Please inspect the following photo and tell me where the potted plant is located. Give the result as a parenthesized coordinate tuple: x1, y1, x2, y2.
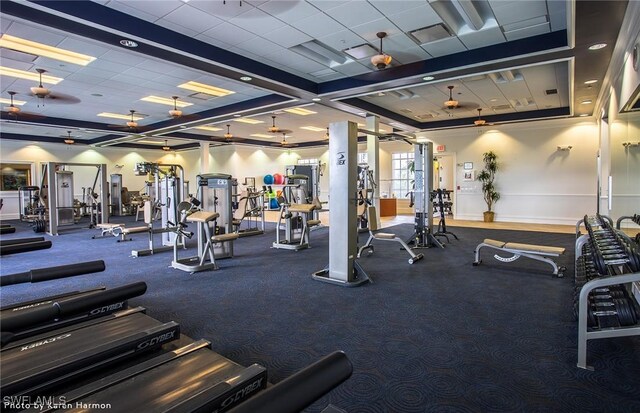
(476, 151, 500, 222)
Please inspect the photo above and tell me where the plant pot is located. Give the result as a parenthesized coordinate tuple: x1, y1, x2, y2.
(483, 211, 495, 223)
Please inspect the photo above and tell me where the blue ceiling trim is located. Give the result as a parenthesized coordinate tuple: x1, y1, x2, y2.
(0, 111, 118, 131)
(20, 1, 316, 94)
(339, 98, 423, 129)
(319, 30, 568, 94)
(145, 94, 291, 130)
(420, 107, 570, 129)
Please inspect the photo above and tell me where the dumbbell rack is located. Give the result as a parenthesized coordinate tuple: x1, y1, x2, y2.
(575, 214, 640, 370)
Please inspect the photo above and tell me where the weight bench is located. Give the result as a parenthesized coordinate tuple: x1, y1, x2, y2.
(92, 223, 125, 239)
(119, 225, 149, 242)
(473, 238, 566, 277)
(357, 206, 424, 264)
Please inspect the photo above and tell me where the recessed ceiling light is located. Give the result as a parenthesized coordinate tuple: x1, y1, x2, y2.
(422, 76, 435, 81)
(300, 126, 326, 132)
(588, 43, 607, 50)
(120, 39, 138, 48)
(284, 107, 317, 116)
(584, 79, 598, 84)
(233, 117, 264, 124)
(97, 112, 144, 121)
(489, 98, 498, 102)
(233, 114, 242, 117)
(0, 66, 63, 84)
(141, 95, 193, 107)
(312, 98, 321, 102)
(194, 125, 223, 132)
(579, 114, 589, 117)
(581, 99, 593, 104)
(178, 81, 235, 97)
(0, 34, 97, 66)
(240, 76, 252, 81)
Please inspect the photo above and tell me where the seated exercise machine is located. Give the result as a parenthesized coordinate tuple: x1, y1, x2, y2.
(232, 188, 265, 237)
(273, 174, 320, 251)
(473, 238, 566, 277)
(172, 174, 239, 272)
(432, 189, 458, 242)
(357, 206, 424, 264)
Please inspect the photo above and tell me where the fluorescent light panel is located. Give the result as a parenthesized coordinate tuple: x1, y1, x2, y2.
(300, 126, 326, 132)
(250, 134, 275, 138)
(233, 118, 264, 124)
(137, 140, 164, 144)
(141, 96, 193, 107)
(97, 112, 144, 121)
(0, 97, 26, 105)
(194, 125, 223, 132)
(284, 107, 317, 116)
(178, 81, 234, 97)
(0, 66, 62, 84)
(0, 34, 96, 66)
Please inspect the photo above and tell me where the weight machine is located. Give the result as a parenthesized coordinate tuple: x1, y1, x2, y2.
(405, 142, 443, 249)
(232, 177, 265, 237)
(285, 164, 325, 222)
(357, 164, 376, 231)
(130, 162, 186, 256)
(41, 162, 108, 236)
(273, 173, 319, 251)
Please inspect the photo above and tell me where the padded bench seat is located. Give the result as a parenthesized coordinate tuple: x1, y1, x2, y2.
(212, 233, 239, 243)
(97, 223, 124, 229)
(473, 238, 566, 277)
(288, 204, 316, 213)
(122, 226, 149, 235)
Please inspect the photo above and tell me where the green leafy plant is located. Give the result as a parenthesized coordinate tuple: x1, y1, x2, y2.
(476, 151, 500, 212)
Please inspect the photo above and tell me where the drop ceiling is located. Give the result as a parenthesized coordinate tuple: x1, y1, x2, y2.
(0, 0, 630, 150)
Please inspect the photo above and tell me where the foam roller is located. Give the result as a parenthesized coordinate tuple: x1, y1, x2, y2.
(0, 240, 52, 256)
(0, 260, 106, 287)
(0, 237, 45, 247)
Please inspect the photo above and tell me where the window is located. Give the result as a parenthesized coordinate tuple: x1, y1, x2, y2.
(391, 152, 414, 198)
(358, 152, 368, 164)
(0, 163, 32, 191)
(297, 158, 319, 165)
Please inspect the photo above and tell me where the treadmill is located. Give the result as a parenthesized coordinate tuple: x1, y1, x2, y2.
(21, 339, 267, 413)
(1, 309, 180, 397)
(1, 282, 146, 346)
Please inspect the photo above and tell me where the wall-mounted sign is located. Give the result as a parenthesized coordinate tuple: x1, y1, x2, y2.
(463, 162, 473, 170)
(436, 145, 446, 152)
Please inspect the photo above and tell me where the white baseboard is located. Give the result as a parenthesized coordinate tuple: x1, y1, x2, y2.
(453, 214, 583, 226)
(0, 213, 20, 221)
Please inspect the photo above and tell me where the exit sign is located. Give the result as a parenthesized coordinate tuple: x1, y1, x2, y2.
(436, 145, 446, 152)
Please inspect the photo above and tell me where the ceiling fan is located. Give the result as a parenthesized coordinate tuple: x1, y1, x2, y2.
(2, 91, 45, 120)
(108, 109, 140, 131)
(473, 108, 493, 127)
(62, 130, 75, 145)
(267, 115, 292, 134)
(271, 132, 298, 148)
(442, 85, 476, 111)
(162, 139, 171, 151)
(371, 32, 392, 70)
(29, 68, 80, 106)
(169, 96, 183, 118)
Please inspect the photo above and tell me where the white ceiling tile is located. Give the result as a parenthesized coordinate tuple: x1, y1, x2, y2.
(168, 67, 202, 81)
(201, 22, 258, 46)
(56, 37, 111, 58)
(189, 0, 254, 19)
(309, 1, 348, 12)
(104, 2, 159, 22)
(89, 59, 132, 74)
(235, 37, 284, 57)
(151, 74, 187, 86)
(0, 16, 14, 33)
(504, 22, 550, 42)
(317, 30, 366, 51)
(193, 34, 233, 50)
(160, 4, 225, 34)
(489, 0, 548, 26)
(74, 67, 119, 81)
(259, 0, 319, 21)
(333, 61, 370, 76)
(5, 21, 66, 45)
(245, 0, 269, 6)
(421, 37, 467, 57)
(457, 23, 505, 49)
(290, 12, 345, 38)
(386, 4, 442, 32)
(368, 0, 425, 16)
(100, 50, 148, 66)
(114, 1, 183, 18)
(229, 8, 287, 36)
(107, 74, 152, 88)
(64, 72, 105, 85)
(122, 67, 158, 80)
(158, 20, 200, 38)
(548, 0, 568, 31)
(134, 59, 181, 75)
(323, 1, 384, 27)
(388, 46, 431, 64)
(263, 26, 312, 48)
(350, 18, 402, 43)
